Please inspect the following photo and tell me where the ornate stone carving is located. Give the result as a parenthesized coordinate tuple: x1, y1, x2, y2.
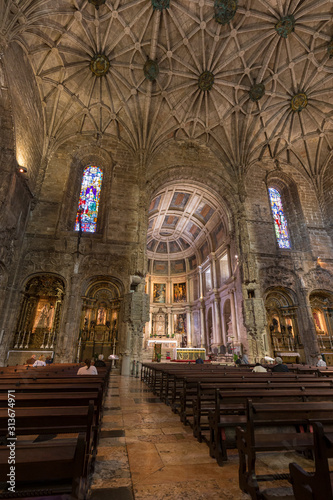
(198, 71, 214, 91)
(290, 92, 308, 112)
(275, 15, 295, 38)
(249, 83, 265, 102)
(214, 0, 238, 25)
(260, 265, 297, 291)
(303, 267, 333, 292)
(151, 0, 170, 11)
(90, 54, 110, 77)
(143, 59, 159, 81)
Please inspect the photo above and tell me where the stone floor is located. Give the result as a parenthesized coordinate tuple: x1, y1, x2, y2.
(89, 374, 315, 500)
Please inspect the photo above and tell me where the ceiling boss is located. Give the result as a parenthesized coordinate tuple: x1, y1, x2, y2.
(90, 54, 110, 77)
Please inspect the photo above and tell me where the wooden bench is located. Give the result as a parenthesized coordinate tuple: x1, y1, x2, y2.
(0, 403, 98, 457)
(289, 422, 333, 500)
(0, 433, 88, 499)
(208, 387, 333, 465)
(236, 400, 333, 500)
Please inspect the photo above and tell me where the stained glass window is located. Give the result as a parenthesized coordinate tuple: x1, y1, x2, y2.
(75, 166, 103, 233)
(268, 187, 291, 249)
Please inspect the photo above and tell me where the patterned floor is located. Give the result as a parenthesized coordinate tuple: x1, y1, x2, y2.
(88, 373, 316, 500)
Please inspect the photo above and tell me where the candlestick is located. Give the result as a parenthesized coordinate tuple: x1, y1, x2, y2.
(40, 331, 46, 349)
(19, 331, 26, 349)
(25, 331, 31, 349)
(14, 331, 21, 349)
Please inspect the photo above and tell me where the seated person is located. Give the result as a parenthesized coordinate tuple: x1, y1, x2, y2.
(94, 354, 106, 367)
(252, 362, 267, 373)
(317, 354, 327, 367)
(195, 357, 204, 364)
(45, 355, 53, 365)
(26, 354, 36, 365)
(272, 356, 289, 372)
(77, 358, 98, 375)
(33, 355, 46, 367)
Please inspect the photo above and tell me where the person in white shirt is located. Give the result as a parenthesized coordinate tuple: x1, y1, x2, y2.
(77, 358, 98, 375)
(33, 355, 46, 367)
(317, 355, 327, 367)
(252, 363, 267, 373)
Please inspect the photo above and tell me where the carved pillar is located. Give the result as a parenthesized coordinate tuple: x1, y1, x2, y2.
(56, 274, 81, 362)
(123, 285, 149, 375)
(298, 287, 320, 363)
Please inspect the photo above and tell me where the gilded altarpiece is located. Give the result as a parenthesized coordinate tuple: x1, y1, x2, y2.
(13, 275, 65, 350)
(79, 281, 121, 360)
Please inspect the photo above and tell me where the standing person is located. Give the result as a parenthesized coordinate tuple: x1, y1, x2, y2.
(95, 354, 106, 367)
(272, 356, 289, 372)
(317, 355, 327, 367)
(33, 355, 46, 367)
(242, 350, 249, 364)
(77, 358, 98, 375)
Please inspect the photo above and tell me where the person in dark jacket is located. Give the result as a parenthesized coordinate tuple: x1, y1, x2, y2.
(195, 357, 204, 364)
(272, 356, 289, 372)
(94, 354, 106, 367)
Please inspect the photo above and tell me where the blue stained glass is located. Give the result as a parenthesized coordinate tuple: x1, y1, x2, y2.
(268, 187, 291, 249)
(75, 166, 103, 233)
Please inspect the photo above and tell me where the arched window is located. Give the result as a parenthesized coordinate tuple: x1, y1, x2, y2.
(75, 166, 103, 232)
(268, 187, 291, 249)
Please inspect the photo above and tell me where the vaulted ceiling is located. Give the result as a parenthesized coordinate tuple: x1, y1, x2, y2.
(1, 0, 333, 184)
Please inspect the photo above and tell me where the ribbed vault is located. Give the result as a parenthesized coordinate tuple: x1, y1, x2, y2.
(1, 0, 333, 186)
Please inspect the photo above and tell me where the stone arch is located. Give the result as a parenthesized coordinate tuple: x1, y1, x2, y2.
(11, 273, 66, 358)
(309, 289, 333, 362)
(78, 275, 125, 361)
(304, 267, 333, 295)
(264, 287, 302, 362)
(146, 166, 238, 234)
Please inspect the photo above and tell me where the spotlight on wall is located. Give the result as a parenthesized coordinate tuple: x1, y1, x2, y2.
(235, 255, 238, 259)
(18, 166, 27, 173)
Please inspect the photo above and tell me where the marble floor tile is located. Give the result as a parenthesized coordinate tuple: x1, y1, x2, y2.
(155, 441, 217, 466)
(127, 442, 164, 474)
(133, 479, 250, 500)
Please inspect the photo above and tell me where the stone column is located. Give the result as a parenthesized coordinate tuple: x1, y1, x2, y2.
(199, 300, 206, 348)
(122, 284, 149, 375)
(297, 287, 320, 363)
(186, 306, 192, 347)
(211, 254, 222, 347)
(229, 289, 239, 341)
(56, 272, 81, 362)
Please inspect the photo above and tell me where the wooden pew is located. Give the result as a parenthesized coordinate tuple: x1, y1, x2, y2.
(0, 434, 88, 499)
(236, 400, 333, 500)
(208, 386, 333, 465)
(0, 403, 97, 456)
(289, 422, 333, 500)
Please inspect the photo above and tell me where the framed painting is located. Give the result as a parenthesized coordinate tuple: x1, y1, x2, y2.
(173, 282, 187, 302)
(153, 283, 166, 303)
